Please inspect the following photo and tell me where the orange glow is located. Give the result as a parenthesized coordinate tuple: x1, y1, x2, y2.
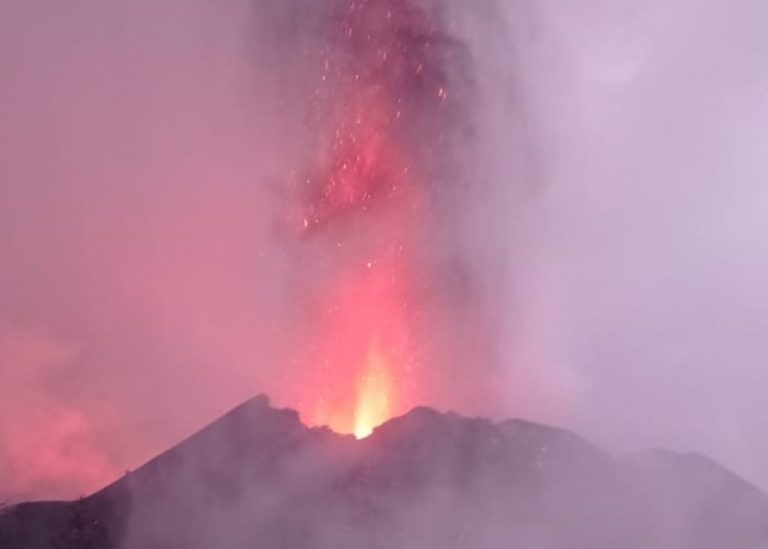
(300, 257, 416, 437)
(290, 0, 443, 438)
(353, 348, 394, 439)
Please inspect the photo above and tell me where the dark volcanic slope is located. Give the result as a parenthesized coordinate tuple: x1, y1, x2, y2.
(2, 396, 767, 549)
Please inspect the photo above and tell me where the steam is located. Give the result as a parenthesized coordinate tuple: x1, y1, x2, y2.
(1, 0, 768, 503)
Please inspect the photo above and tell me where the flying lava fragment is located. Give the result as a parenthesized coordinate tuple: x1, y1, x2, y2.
(289, 0, 466, 437)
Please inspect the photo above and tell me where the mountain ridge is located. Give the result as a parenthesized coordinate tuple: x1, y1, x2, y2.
(2, 394, 767, 549)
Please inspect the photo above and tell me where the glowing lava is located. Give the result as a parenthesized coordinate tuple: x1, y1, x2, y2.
(301, 257, 415, 437)
(353, 348, 394, 438)
(291, 0, 454, 437)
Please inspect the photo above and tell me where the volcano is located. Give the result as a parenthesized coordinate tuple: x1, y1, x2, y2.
(1, 396, 767, 549)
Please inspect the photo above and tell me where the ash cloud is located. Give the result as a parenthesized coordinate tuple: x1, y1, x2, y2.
(1, 0, 767, 505)
(268, 0, 537, 423)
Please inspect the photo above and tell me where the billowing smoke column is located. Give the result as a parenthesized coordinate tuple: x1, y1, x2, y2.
(284, 0, 504, 437)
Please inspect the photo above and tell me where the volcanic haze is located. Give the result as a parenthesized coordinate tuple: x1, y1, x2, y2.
(2, 0, 768, 503)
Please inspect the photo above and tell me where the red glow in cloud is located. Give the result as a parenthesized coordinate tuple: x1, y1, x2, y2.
(291, 0, 454, 436)
(302, 257, 418, 438)
(0, 325, 117, 501)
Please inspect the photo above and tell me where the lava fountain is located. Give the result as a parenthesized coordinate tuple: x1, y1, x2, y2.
(289, 0, 467, 437)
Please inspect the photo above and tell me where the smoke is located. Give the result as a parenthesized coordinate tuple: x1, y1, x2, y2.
(0, 0, 301, 500)
(105, 400, 768, 549)
(269, 0, 539, 430)
(1, 0, 768, 503)
(0, 324, 115, 501)
(508, 0, 768, 490)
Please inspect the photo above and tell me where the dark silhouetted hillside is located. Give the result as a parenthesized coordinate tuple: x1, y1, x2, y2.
(2, 395, 767, 548)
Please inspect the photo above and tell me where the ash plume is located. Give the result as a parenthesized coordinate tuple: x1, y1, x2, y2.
(270, 0, 534, 430)
(2, 0, 768, 510)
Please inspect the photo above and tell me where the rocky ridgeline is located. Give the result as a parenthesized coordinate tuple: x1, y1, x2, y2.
(2, 395, 767, 549)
